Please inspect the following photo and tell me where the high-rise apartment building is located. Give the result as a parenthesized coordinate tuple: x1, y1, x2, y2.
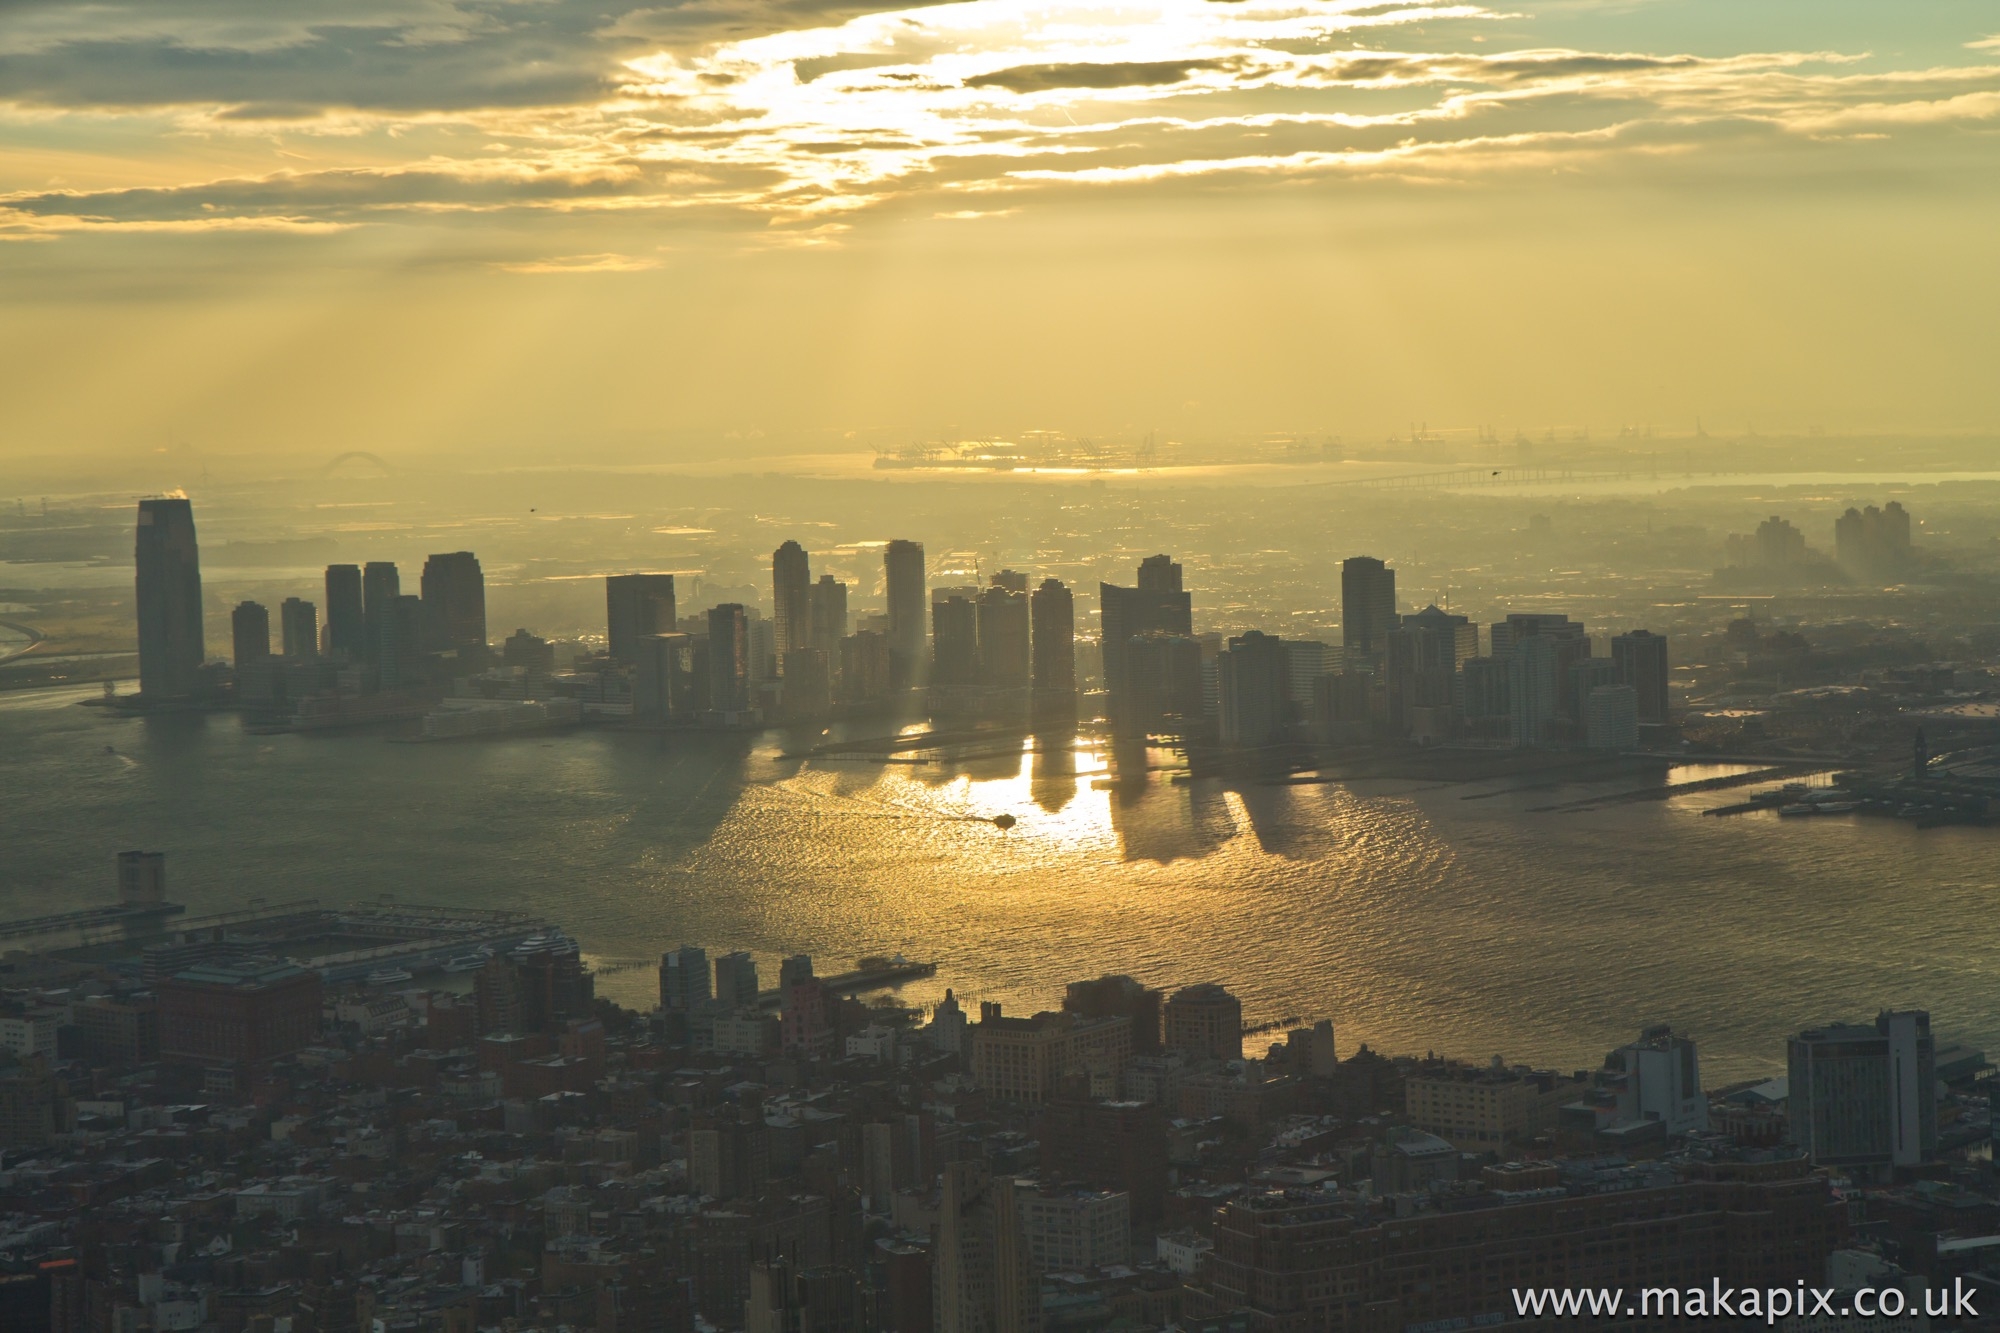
(1834, 501, 1913, 580)
(135, 497, 205, 698)
(659, 945, 711, 1014)
(1218, 631, 1291, 747)
(1136, 554, 1181, 593)
(1116, 634, 1204, 734)
(978, 584, 1030, 689)
(1031, 578, 1076, 695)
(324, 563, 365, 661)
(707, 604, 751, 713)
(231, 600, 271, 668)
(782, 649, 832, 719)
(931, 591, 980, 688)
(934, 1162, 1038, 1333)
(503, 627, 556, 676)
(809, 575, 848, 654)
(714, 951, 759, 1009)
(279, 597, 318, 659)
(1583, 683, 1638, 751)
(378, 594, 428, 690)
(1101, 556, 1193, 730)
(1282, 640, 1332, 723)
(634, 632, 695, 720)
(1489, 612, 1587, 658)
(1162, 984, 1242, 1062)
(885, 540, 928, 692)
(772, 541, 812, 666)
(1386, 605, 1476, 735)
(1505, 634, 1559, 747)
(361, 562, 401, 667)
(1340, 556, 1397, 663)
(419, 551, 487, 653)
(839, 630, 890, 703)
(1788, 1010, 1936, 1170)
(1611, 629, 1670, 723)
(607, 574, 677, 664)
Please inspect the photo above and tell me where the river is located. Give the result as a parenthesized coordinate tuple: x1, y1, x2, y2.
(1, 682, 1990, 1082)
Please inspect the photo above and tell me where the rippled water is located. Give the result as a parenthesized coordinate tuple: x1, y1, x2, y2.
(3, 683, 1992, 1082)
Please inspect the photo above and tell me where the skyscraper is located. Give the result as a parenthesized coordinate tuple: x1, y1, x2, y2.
(707, 603, 750, 713)
(279, 597, 318, 659)
(1583, 683, 1638, 751)
(378, 593, 428, 690)
(839, 630, 890, 703)
(714, 951, 759, 1009)
(323, 564, 364, 661)
(809, 575, 848, 654)
(1100, 554, 1192, 728)
(1136, 554, 1182, 593)
(419, 551, 487, 653)
(231, 601, 271, 668)
(1218, 630, 1291, 747)
(1489, 613, 1592, 723)
(633, 632, 696, 721)
(934, 1161, 1037, 1333)
(977, 584, 1030, 689)
(1505, 633, 1558, 748)
(884, 540, 927, 692)
(930, 591, 980, 688)
(1789, 1011, 1935, 1171)
(1385, 605, 1476, 735)
(134, 497, 204, 698)
(1611, 629, 1670, 724)
(772, 541, 812, 667)
(361, 562, 401, 667)
(1030, 578, 1075, 695)
(1117, 634, 1204, 734)
(606, 574, 677, 664)
(659, 945, 711, 1014)
(1340, 556, 1397, 663)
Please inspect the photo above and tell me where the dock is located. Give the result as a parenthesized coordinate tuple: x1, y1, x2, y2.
(753, 959, 938, 1009)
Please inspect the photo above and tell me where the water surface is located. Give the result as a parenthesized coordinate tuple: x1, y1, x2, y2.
(2, 683, 1989, 1081)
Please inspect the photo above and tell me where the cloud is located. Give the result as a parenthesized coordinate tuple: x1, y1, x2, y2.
(963, 58, 1241, 93)
(4, 0, 1999, 241)
(495, 251, 662, 272)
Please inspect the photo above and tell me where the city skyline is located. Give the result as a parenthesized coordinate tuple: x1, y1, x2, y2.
(7, 2, 2000, 1323)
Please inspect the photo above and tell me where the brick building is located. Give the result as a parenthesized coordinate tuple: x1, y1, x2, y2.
(158, 958, 323, 1067)
(1186, 1168, 1845, 1332)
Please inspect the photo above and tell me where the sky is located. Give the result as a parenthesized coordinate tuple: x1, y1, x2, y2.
(2, 0, 1998, 463)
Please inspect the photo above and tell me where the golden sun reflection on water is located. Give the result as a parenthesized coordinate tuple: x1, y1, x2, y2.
(11, 686, 1996, 1085)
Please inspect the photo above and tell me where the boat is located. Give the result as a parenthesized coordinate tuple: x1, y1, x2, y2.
(1777, 804, 1816, 818)
(366, 967, 415, 986)
(1816, 801, 1860, 814)
(442, 954, 489, 973)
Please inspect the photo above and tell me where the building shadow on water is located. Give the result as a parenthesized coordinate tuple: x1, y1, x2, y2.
(1030, 727, 1078, 813)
